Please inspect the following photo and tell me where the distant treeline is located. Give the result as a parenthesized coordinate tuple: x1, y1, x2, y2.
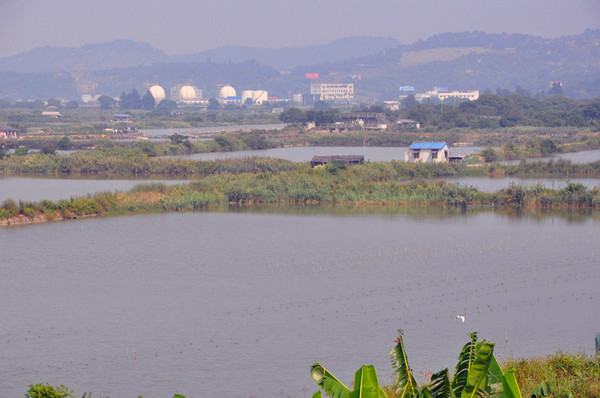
(279, 94, 600, 130)
(6, 147, 600, 179)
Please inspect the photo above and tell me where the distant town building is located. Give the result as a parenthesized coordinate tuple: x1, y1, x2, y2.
(41, 111, 63, 118)
(241, 90, 268, 104)
(0, 124, 18, 139)
(339, 112, 388, 130)
(405, 142, 449, 163)
(436, 90, 479, 102)
(292, 93, 303, 103)
(395, 119, 421, 130)
(383, 101, 400, 111)
(413, 89, 479, 103)
(113, 114, 131, 122)
(310, 82, 354, 101)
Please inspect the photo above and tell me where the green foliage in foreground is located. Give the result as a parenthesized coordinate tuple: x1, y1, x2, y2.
(25, 382, 185, 398)
(312, 330, 552, 398)
(25, 383, 79, 398)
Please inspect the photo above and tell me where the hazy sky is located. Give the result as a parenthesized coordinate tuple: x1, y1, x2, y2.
(1, 0, 599, 58)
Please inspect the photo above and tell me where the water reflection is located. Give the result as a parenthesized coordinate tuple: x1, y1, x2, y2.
(140, 124, 287, 137)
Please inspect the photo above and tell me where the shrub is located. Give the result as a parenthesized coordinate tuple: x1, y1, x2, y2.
(25, 383, 76, 398)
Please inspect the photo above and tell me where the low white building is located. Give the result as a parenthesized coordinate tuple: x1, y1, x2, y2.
(437, 90, 479, 102)
(405, 142, 449, 163)
(241, 90, 268, 104)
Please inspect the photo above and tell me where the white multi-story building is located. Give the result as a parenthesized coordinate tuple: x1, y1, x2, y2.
(310, 83, 354, 101)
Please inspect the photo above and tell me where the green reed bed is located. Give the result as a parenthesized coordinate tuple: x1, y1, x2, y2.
(5, 162, 600, 224)
(0, 150, 297, 176)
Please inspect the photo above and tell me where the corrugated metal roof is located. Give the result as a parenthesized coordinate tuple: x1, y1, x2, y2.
(0, 124, 18, 132)
(409, 142, 447, 150)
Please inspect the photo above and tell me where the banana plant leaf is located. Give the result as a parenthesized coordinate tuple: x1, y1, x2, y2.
(418, 386, 433, 398)
(348, 365, 388, 398)
(311, 362, 351, 398)
(529, 381, 551, 398)
(452, 332, 478, 397)
(428, 368, 456, 398)
(500, 367, 522, 398)
(460, 341, 495, 398)
(390, 329, 418, 398)
(488, 352, 506, 396)
(314, 392, 324, 398)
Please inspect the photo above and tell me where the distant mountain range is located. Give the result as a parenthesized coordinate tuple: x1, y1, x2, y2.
(0, 37, 400, 74)
(0, 30, 599, 101)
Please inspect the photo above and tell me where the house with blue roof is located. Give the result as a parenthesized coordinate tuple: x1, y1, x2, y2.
(405, 142, 449, 163)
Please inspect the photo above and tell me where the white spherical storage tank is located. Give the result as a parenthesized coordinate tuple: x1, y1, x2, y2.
(180, 85, 197, 100)
(149, 85, 166, 102)
(219, 85, 236, 98)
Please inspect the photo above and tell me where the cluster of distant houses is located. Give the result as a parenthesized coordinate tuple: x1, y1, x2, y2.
(0, 124, 18, 139)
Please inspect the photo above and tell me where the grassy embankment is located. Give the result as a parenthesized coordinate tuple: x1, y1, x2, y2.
(4, 159, 600, 224)
(504, 352, 600, 397)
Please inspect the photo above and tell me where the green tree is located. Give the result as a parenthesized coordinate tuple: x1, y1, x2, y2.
(539, 138, 559, 155)
(40, 145, 56, 155)
(64, 100, 79, 109)
(97, 95, 116, 110)
(57, 136, 72, 150)
(207, 98, 220, 110)
(47, 98, 61, 108)
(141, 90, 156, 110)
(481, 148, 499, 162)
(119, 89, 142, 109)
(313, 100, 331, 111)
(279, 107, 308, 124)
(157, 99, 177, 111)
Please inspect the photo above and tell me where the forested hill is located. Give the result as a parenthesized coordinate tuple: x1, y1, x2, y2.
(0, 30, 599, 100)
(0, 37, 399, 74)
(302, 29, 600, 99)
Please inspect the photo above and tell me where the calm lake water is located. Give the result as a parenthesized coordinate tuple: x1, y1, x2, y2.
(1, 208, 599, 397)
(501, 149, 600, 165)
(140, 124, 287, 137)
(0, 176, 189, 203)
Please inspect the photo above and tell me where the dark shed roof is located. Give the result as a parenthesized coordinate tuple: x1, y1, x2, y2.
(310, 155, 365, 167)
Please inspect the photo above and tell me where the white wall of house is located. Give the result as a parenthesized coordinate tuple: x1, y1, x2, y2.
(405, 146, 449, 163)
